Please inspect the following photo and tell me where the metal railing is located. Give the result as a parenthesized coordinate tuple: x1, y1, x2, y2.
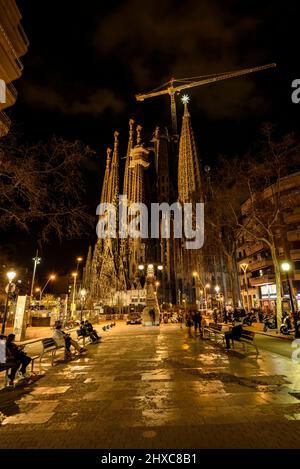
(0, 23, 23, 71)
(6, 81, 17, 99)
(0, 111, 11, 136)
(17, 23, 29, 46)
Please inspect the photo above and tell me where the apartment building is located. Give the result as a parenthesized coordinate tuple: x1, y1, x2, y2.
(236, 172, 300, 312)
(0, 0, 29, 136)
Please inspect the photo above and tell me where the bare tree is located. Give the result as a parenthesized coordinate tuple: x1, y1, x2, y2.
(0, 131, 95, 242)
(215, 125, 300, 327)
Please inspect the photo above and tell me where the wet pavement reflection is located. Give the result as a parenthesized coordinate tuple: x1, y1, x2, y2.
(1, 323, 300, 448)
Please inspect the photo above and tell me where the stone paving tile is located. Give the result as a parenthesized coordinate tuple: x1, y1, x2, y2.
(2, 323, 300, 448)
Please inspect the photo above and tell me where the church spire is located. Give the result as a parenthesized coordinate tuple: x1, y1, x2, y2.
(123, 119, 135, 202)
(100, 147, 112, 204)
(108, 131, 119, 205)
(136, 124, 142, 145)
(178, 97, 202, 203)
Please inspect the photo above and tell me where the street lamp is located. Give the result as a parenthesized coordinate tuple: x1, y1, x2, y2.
(76, 257, 83, 271)
(40, 274, 56, 301)
(71, 272, 78, 317)
(205, 283, 210, 308)
(281, 261, 298, 337)
(2, 271, 16, 334)
(80, 288, 87, 322)
(214, 285, 220, 310)
(30, 250, 41, 299)
(240, 263, 250, 312)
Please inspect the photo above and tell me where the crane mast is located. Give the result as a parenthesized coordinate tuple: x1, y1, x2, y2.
(136, 63, 276, 135)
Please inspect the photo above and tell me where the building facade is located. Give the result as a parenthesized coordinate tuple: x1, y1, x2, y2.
(0, 0, 29, 136)
(83, 102, 234, 310)
(236, 172, 300, 312)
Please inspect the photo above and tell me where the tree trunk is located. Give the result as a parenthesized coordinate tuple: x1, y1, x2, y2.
(270, 243, 282, 330)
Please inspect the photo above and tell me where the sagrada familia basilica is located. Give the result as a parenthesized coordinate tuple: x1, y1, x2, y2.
(83, 99, 231, 310)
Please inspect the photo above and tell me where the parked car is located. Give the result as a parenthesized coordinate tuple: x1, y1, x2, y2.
(126, 313, 142, 324)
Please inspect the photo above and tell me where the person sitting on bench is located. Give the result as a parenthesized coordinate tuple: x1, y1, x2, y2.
(84, 320, 101, 342)
(6, 334, 31, 379)
(0, 335, 19, 386)
(225, 324, 243, 349)
(53, 325, 86, 357)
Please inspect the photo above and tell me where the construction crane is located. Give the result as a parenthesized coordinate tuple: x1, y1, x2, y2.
(136, 63, 276, 135)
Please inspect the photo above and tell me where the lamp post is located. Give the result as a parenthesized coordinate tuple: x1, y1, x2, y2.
(240, 263, 250, 312)
(30, 250, 41, 299)
(192, 271, 199, 305)
(71, 272, 78, 318)
(40, 275, 56, 301)
(2, 271, 16, 334)
(80, 288, 87, 322)
(281, 261, 298, 337)
(205, 283, 210, 309)
(215, 285, 220, 310)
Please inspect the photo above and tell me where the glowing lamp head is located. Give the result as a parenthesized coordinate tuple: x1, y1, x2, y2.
(205, 283, 210, 289)
(7, 271, 16, 282)
(77, 257, 83, 262)
(157, 265, 163, 271)
(72, 272, 78, 278)
(148, 264, 154, 269)
(281, 262, 291, 272)
(215, 285, 220, 293)
(50, 274, 56, 280)
(138, 264, 144, 271)
(80, 288, 87, 297)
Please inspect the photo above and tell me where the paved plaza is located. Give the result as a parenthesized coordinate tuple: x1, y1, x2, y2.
(1, 323, 300, 449)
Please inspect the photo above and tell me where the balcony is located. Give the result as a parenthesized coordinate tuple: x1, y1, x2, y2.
(0, 23, 23, 81)
(290, 249, 300, 261)
(250, 275, 275, 287)
(245, 242, 265, 256)
(285, 213, 300, 224)
(0, 81, 17, 111)
(287, 230, 300, 242)
(0, 111, 11, 136)
(247, 258, 273, 272)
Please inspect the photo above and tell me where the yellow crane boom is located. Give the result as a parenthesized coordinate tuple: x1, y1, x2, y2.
(135, 62, 276, 135)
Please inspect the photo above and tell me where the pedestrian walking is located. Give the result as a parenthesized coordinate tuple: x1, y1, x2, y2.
(193, 311, 201, 333)
(186, 312, 193, 337)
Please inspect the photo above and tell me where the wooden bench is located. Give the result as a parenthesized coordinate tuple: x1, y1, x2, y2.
(40, 338, 65, 366)
(232, 330, 258, 356)
(0, 362, 10, 385)
(76, 330, 92, 346)
(203, 323, 225, 345)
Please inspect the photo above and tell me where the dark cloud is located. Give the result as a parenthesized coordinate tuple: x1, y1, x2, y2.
(93, 0, 272, 118)
(21, 83, 125, 116)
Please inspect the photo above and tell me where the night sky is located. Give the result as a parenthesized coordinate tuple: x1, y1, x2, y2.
(5, 0, 300, 286)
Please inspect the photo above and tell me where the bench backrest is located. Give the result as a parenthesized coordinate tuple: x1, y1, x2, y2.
(240, 330, 255, 341)
(42, 338, 57, 350)
(209, 323, 222, 331)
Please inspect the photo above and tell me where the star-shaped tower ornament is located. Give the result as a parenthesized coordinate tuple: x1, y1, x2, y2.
(181, 94, 190, 105)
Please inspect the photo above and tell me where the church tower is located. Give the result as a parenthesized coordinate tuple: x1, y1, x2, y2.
(176, 97, 203, 304)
